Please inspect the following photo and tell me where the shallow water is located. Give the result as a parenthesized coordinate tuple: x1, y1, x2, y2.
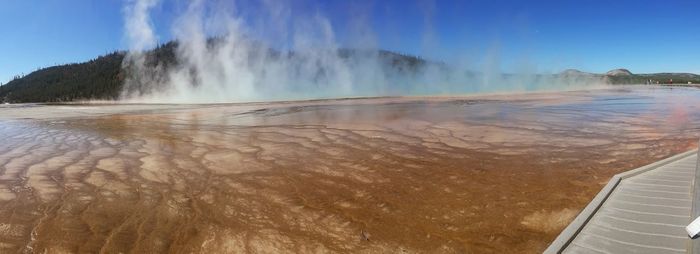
(1, 87, 700, 253)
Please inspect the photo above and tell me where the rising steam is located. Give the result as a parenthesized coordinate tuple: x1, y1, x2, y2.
(121, 0, 607, 103)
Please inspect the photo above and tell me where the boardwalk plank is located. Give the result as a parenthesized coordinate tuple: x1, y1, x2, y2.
(609, 192, 691, 207)
(593, 214, 687, 236)
(575, 232, 685, 254)
(602, 208, 689, 226)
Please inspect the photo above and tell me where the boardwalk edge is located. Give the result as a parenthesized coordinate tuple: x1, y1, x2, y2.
(544, 149, 698, 254)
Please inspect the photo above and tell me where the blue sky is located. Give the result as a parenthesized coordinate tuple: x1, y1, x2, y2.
(1, 0, 699, 84)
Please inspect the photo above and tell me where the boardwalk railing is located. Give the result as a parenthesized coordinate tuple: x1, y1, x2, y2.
(691, 146, 700, 253)
(544, 149, 698, 254)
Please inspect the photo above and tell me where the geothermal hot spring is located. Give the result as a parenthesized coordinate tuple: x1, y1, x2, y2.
(1, 86, 700, 253)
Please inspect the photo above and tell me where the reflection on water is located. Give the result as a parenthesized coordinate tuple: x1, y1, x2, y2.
(1, 87, 700, 253)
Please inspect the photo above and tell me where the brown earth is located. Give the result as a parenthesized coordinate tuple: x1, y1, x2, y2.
(1, 87, 699, 253)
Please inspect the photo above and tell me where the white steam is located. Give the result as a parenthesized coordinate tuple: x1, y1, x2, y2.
(121, 0, 607, 104)
(123, 0, 159, 51)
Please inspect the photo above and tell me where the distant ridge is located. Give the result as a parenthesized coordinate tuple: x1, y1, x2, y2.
(0, 52, 125, 103)
(0, 41, 429, 103)
(559, 69, 596, 76)
(605, 69, 633, 76)
(1, 42, 700, 103)
(558, 68, 700, 85)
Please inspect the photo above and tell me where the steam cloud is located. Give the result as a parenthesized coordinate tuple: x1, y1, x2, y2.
(121, 0, 607, 103)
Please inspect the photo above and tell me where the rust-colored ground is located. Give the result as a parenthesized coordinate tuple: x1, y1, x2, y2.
(1, 87, 700, 253)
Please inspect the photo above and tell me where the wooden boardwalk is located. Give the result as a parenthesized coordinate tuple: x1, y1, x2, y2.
(546, 150, 699, 253)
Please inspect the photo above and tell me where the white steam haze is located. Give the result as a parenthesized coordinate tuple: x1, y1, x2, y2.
(121, 0, 607, 104)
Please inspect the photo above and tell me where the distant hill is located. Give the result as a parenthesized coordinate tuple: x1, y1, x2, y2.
(555, 68, 700, 85)
(605, 69, 633, 76)
(558, 69, 599, 77)
(0, 52, 125, 103)
(1, 42, 699, 103)
(0, 41, 431, 103)
(603, 69, 700, 84)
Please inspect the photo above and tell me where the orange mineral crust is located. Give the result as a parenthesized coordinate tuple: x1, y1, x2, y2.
(1, 87, 699, 253)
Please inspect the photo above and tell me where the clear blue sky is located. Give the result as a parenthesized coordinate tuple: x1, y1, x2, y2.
(1, 0, 699, 84)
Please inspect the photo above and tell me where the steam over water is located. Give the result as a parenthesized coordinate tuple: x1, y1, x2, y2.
(120, 0, 606, 103)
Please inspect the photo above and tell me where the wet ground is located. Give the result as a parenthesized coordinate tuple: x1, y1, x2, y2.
(1, 86, 700, 253)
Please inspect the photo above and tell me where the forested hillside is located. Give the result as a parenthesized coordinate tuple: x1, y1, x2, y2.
(0, 41, 430, 103)
(1, 40, 699, 103)
(0, 52, 125, 102)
